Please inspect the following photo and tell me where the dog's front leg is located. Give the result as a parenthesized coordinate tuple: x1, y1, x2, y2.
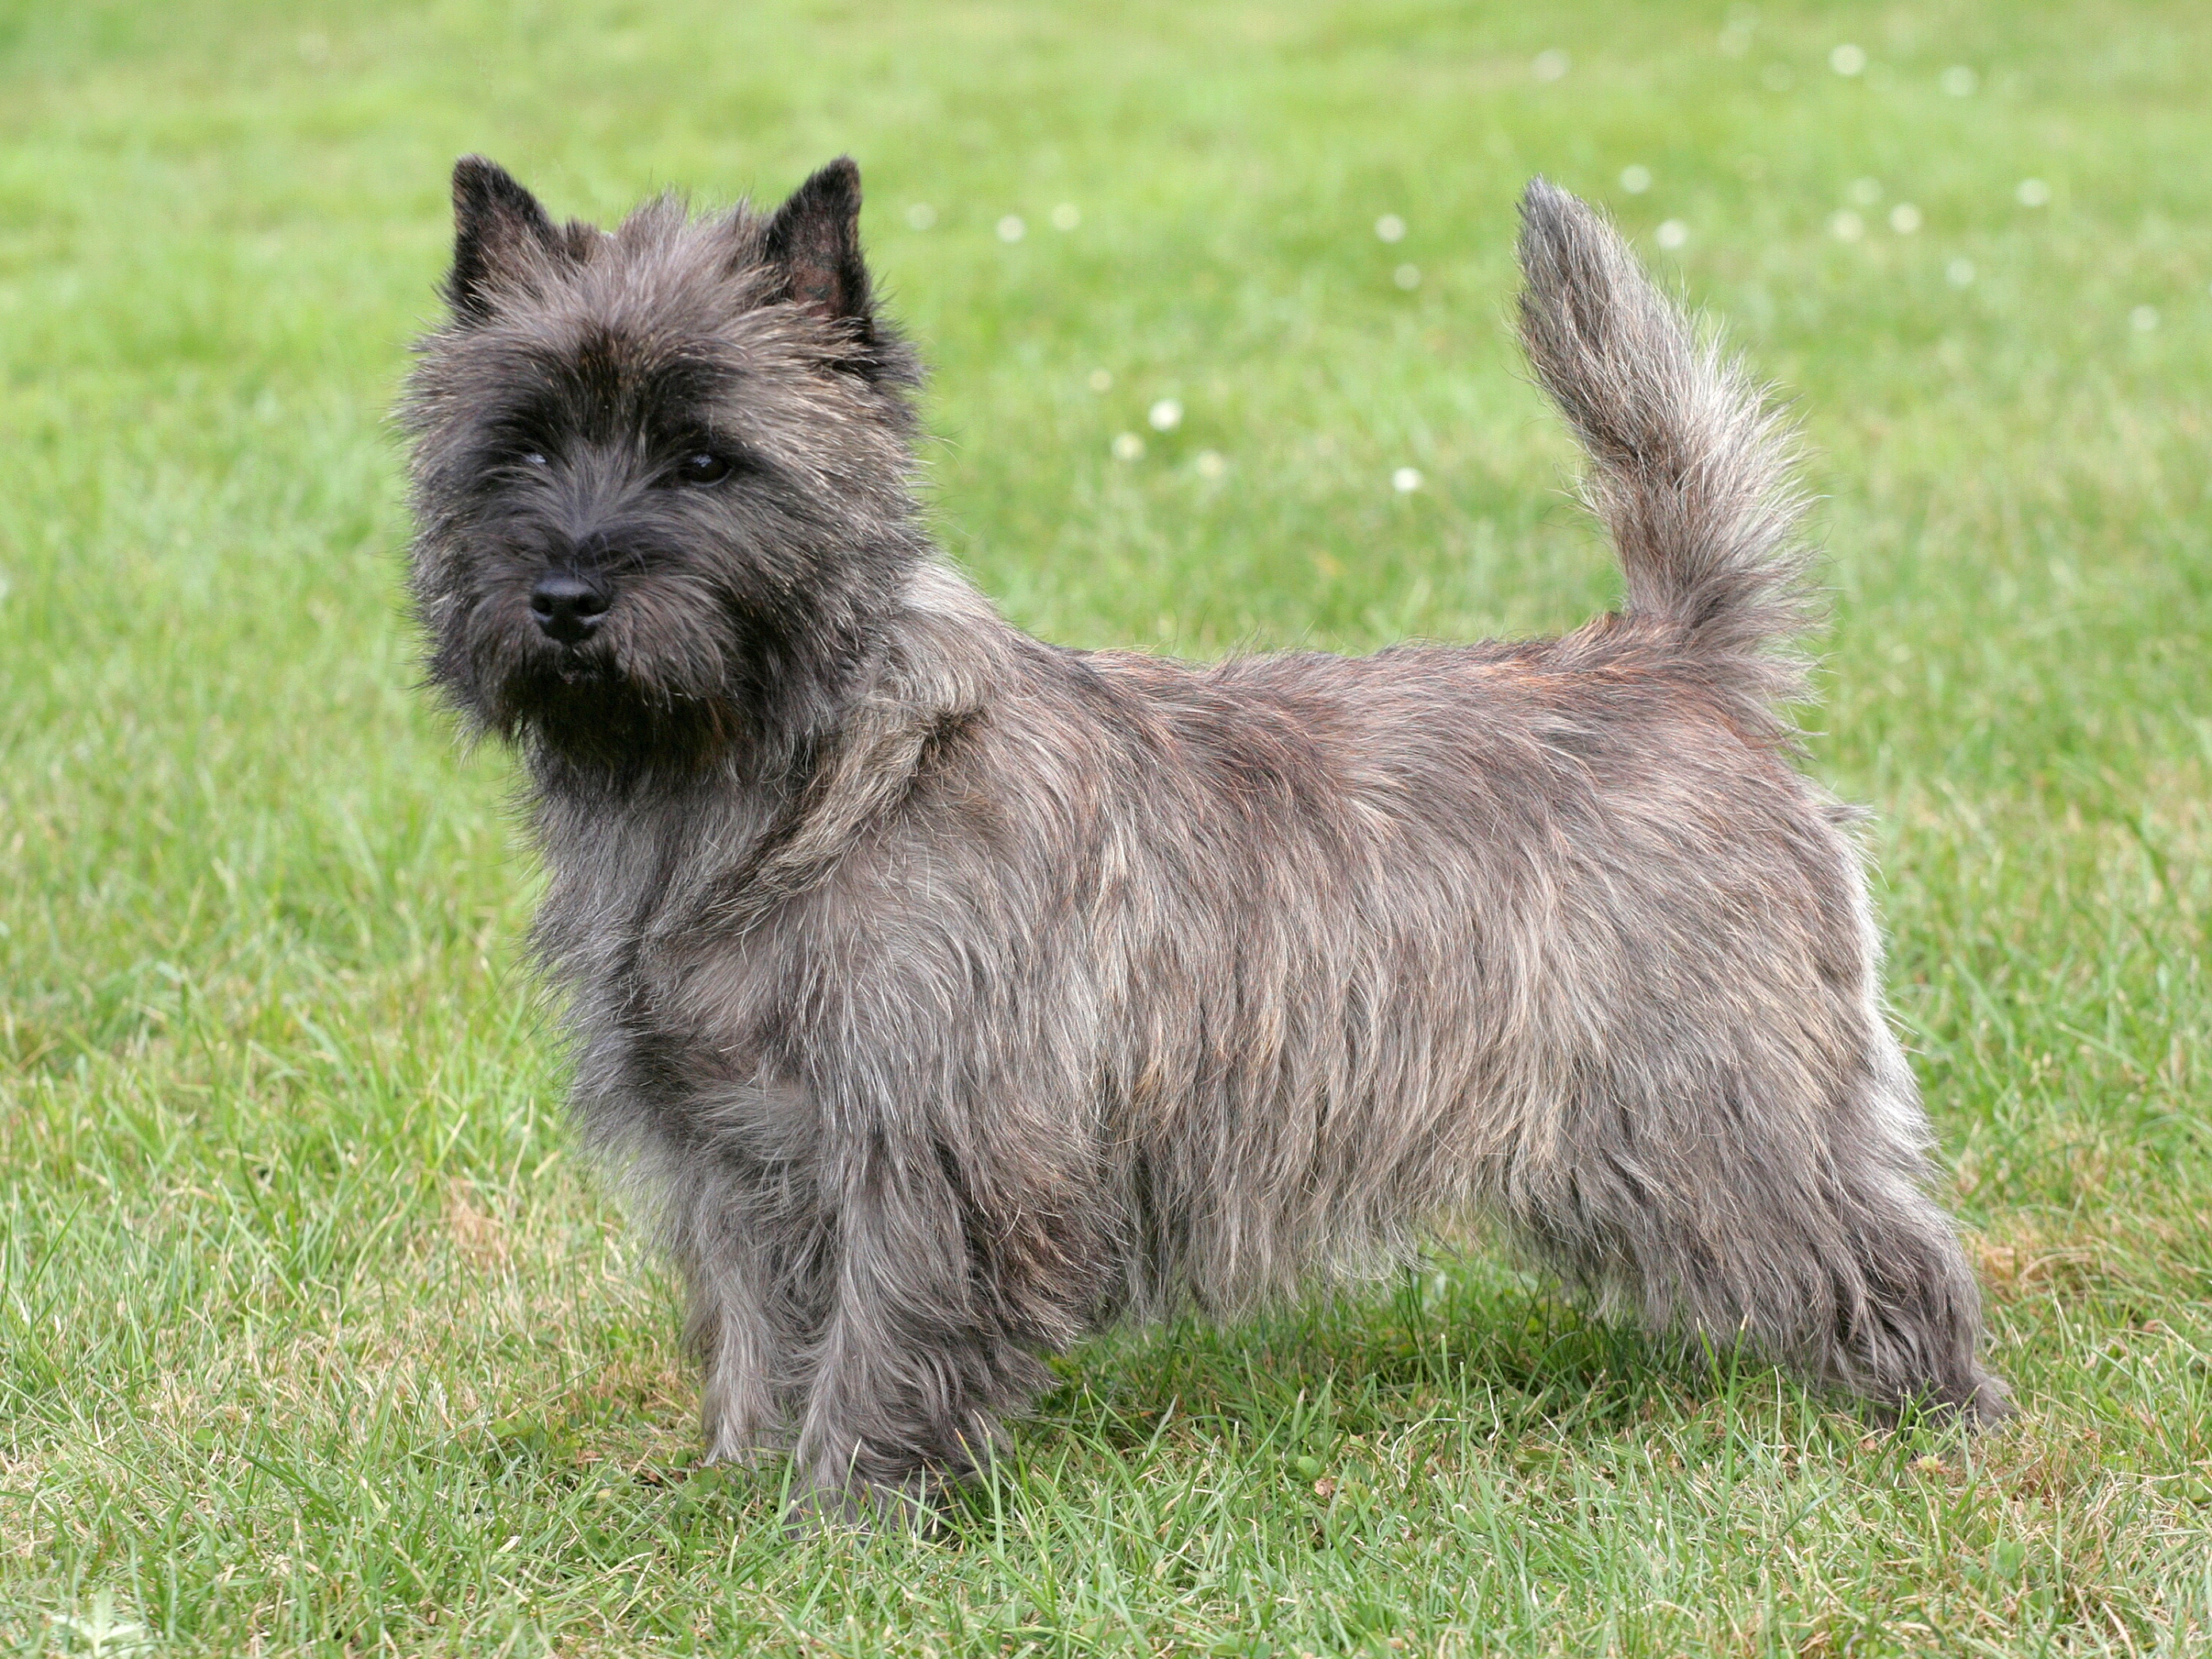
(788, 1130, 997, 1528)
(682, 1211, 791, 1467)
(646, 1136, 811, 1467)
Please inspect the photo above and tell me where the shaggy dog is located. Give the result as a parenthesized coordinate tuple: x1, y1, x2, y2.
(403, 159, 2007, 1521)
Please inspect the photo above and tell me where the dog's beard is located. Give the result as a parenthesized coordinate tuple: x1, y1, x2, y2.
(506, 661, 743, 775)
(445, 597, 746, 775)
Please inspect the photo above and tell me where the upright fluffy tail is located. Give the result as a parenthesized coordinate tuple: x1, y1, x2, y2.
(1516, 179, 1816, 715)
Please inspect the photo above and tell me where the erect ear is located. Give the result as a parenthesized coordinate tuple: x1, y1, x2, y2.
(761, 156, 873, 324)
(447, 155, 560, 323)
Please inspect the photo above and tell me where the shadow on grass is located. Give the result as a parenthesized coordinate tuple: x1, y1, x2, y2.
(1026, 1255, 1748, 1463)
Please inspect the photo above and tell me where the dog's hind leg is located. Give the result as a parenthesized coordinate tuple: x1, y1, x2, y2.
(1506, 1027, 2008, 1424)
(1792, 1033, 2011, 1423)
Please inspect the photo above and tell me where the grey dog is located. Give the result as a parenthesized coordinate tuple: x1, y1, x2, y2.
(402, 156, 2007, 1520)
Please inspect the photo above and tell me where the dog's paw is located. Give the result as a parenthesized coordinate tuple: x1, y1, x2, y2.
(700, 1392, 794, 1469)
(701, 1428, 787, 1471)
(1954, 1369, 2015, 1427)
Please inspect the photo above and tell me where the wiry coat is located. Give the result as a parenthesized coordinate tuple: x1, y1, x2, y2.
(403, 159, 2007, 1519)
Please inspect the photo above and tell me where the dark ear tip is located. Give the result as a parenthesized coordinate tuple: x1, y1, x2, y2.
(452, 155, 531, 213)
(808, 155, 861, 202)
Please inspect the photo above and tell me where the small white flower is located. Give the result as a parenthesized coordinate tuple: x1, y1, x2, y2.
(1147, 398, 1183, 432)
(1830, 43, 1866, 76)
(1111, 432, 1145, 462)
(1392, 466, 1423, 493)
(1374, 213, 1406, 243)
(1946, 257, 1976, 288)
(2015, 178, 2051, 208)
(1655, 219, 1689, 250)
(1394, 262, 1421, 289)
(904, 203, 937, 231)
(1087, 368, 1113, 393)
(1888, 203, 1922, 234)
(1849, 177, 1883, 206)
(1939, 65, 1978, 96)
(1194, 450, 1226, 479)
(1050, 202, 1081, 231)
(2130, 305, 2160, 333)
(996, 214, 1026, 243)
(1829, 210, 1865, 242)
(1620, 165, 1652, 194)
(1532, 48, 1570, 82)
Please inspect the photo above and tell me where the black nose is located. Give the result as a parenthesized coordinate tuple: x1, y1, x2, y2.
(529, 572, 610, 644)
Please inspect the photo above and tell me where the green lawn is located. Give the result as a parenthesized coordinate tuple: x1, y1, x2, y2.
(3, 2, 2209, 1653)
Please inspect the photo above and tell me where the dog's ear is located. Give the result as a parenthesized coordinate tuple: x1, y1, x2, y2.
(447, 155, 561, 323)
(762, 157, 874, 326)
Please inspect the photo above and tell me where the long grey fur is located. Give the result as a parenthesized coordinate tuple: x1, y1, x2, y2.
(402, 163, 2008, 1523)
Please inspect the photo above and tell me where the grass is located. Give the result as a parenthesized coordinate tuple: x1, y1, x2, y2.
(2, 0, 2209, 1652)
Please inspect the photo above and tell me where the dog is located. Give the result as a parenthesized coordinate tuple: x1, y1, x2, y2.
(402, 155, 2007, 1522)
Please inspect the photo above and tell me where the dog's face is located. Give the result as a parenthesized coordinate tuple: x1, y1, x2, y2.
(403, 157, 923, 773)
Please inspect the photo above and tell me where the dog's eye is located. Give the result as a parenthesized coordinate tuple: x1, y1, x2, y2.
(676, 452, 732, 486)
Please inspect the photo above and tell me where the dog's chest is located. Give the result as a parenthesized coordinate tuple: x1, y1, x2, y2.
(537, 780, 790, 1063)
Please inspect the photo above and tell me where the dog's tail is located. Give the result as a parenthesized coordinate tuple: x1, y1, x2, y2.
(1516, 178, 1815, 713)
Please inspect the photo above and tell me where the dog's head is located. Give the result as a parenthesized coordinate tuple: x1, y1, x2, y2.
(402, 156, 925, 775)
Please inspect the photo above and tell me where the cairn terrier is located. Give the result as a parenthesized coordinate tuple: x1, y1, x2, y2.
(403, 156, 2007, 1520)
